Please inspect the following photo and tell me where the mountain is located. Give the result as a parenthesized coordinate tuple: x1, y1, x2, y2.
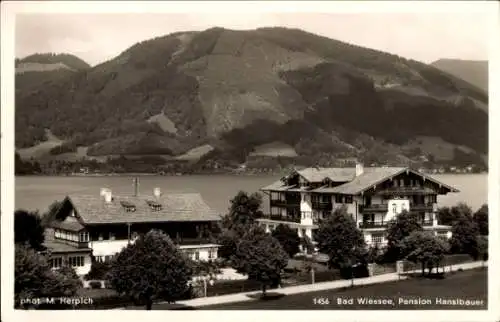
(15, 53, 91, 93)
(15, 27, 488, 169)
(431, 59, 488, 93)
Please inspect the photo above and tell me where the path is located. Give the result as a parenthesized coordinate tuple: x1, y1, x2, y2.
(117, 261, 486, 309)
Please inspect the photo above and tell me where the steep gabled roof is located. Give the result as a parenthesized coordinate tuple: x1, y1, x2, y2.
(263, 167, 460, 195)
(296, 167, 355, 183)
(313, 167, 406, 194)
(65, 193, 221, 225)
(50, 216, 86, 232)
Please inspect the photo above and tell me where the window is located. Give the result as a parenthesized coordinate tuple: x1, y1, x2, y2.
(400, 179, 404, 187)
(429, 195, 437, 203)
(335, 195, 343, 203)
(372, 234, 384, 244)
(69, 256, 84, 267)
(95, 256, 105, 263)
(344, 196, 353, 204)
(208, 248, 217, 260)
(392, 203, 397, 214)
(184, 250, 194, 260)
(79, 231, 89, 242)
(194, 251, 200, 261)
(49, 257, 63, 269)
(437, 232, 448, 240)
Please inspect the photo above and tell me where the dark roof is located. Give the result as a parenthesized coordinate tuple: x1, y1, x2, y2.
(296, 167, 355, 182)
(42, 241, 92, 254)
(314, 167, 406, 194)
(67, 193, 221, 225)
(50, 216, 85, 232)
(262, 167, 460, 195)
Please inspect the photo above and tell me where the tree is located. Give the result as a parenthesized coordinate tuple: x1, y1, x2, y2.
(476, 235, 488, 262)
(218, 191, 264, 259)
(41, 200, 63, 227)
(436, 207, 454, 226)
(15, 245, 81, 308)
(437, 203, 474, 226)
(450, 215, 480, 259)
(315, 206, 365, 268)
(384, 210, 423, 262)
(400, 231, 449, 276)
(15, 210, 45, 250)
(106, 230, 192, 310)
(85, 259, 112, 280)
(271, 224, 301, 258)
(232, 225, 288, 297)
(223, 191, 263, 230)
(473, 204, 488, 236)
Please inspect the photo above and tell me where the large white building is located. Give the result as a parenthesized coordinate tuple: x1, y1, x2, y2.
(259, 164, 459, 248)
(43, 187, 221, 276)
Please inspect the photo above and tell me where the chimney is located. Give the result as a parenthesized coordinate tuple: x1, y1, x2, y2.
(101, 188, 112, 203)
(355, 162, 364, 177)
(133, 177, 139, 197)
(154, 187, 161, 198)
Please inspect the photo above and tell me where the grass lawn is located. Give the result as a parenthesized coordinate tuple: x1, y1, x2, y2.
(145, 267, 487, 310)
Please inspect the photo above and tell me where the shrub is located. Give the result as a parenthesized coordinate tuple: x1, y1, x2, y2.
(89, 281, 103, 289)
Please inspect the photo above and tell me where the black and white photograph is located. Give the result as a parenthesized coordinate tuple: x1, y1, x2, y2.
(1, 1, 499, 321)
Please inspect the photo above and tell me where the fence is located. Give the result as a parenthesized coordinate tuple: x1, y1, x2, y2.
(397, 254, 475, 277)
(371, 263, 397, 276)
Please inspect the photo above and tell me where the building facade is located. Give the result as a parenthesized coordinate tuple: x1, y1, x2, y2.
(45, 187, 221, 276)
(259, 164, 459, 248)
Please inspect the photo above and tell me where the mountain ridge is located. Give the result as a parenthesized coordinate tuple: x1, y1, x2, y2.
(15, 27, 488, 170)
(431, 58, 488, 93)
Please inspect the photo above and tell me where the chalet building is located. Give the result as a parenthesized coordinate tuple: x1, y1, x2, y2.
(259, 163, 459, 248)
(44, 186, 221, 276)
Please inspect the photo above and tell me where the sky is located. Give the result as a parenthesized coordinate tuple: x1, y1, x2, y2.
(13, 3, 495, 67)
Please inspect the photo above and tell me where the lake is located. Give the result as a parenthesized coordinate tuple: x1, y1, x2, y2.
(15, 174, 487, 215)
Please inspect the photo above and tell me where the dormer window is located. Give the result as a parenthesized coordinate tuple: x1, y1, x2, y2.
(147, 200, 162, 211)
(120, 201, 136, 212)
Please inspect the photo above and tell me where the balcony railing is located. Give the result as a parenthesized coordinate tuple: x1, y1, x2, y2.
(376, 186, 434, 195)
(311, 201, 333, 211)
(359, 204, 388, 212)
(174, 237, 214, 245)
(410, 203, 435, 211)
(359, 219, 433, 229)
(257, 214, 301, 223)
(422, 220, 434, 227)
(359, 221, 388, 229)
(359, 203, 435, 213)
(270, 200, 301, 208)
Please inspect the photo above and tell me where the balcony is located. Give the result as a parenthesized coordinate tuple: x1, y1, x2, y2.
(257, 214, 301, 223)
(410, 203, 435, 211)
(359, 203, 435, 213)
(359, 204, 388, 213)
(422, 220, 434, 227)
(311, 201, 333, 211)
(270, 200, 300, 208)
(376, 186, 434, 196)
(358, 221, 388, 229)
(174, 237, 214, 245)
